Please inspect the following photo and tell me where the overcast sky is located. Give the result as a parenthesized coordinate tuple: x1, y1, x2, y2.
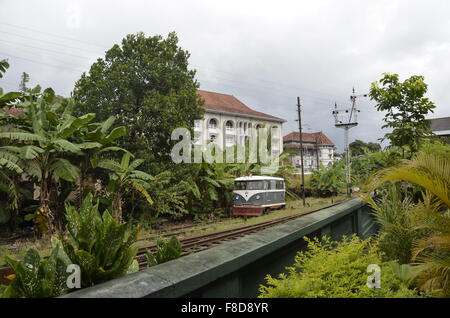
(1, 0, 449, 152)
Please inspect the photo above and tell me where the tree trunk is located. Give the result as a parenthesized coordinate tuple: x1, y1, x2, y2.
(112, 192, 123, 223)
(39, 176, 56, 235)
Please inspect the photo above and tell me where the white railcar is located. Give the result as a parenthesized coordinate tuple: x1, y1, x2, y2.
(232, 176, 286, 216)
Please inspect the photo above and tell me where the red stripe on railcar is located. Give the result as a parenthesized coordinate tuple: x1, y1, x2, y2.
(231, 206, 264, 216)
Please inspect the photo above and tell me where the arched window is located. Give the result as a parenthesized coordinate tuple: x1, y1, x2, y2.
(225, 120, 233, 129)
(208, 118, 218, 129)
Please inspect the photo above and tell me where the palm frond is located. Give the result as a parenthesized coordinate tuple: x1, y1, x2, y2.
(49, 158, 80, 182)
(129, 181, 153, 205)
(0, 132, 44, 142)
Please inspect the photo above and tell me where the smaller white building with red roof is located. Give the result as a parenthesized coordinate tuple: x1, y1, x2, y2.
(283, 131, 336, 173)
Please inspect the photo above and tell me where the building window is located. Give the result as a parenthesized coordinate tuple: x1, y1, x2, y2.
(208, 118, 218, 129)
(225, 120, 234, 133)
(209, 134, 217, 142)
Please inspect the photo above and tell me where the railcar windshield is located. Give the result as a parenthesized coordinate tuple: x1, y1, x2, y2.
(234, 180, 271, 190)
(235, 180, 285, 190)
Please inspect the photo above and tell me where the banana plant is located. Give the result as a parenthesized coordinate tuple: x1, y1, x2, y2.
(74, 115, 127, 203)
(0, 60, 24, 108)
(0, 90, 97, 233)
(97, 152, 154, 222)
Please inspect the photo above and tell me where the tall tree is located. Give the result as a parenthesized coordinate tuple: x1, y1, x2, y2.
(73, 32, 204, 173)
(19, 72, 30, 92)
(370, 73, 436, 157)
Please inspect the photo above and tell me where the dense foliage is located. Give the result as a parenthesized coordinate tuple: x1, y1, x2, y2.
(363, 151, 450, 297)
(310, 161, 345, 196)
(349, 139, 382, 156)
(146, 236, 182, 267)
(368, 184, 424, 264)
(370, 73, 436, 156)
(259, 236, 418, 298)
(0, 244, 70, 298)
(59, 194, 138, 288)
(0, 85, 131, 232)
(73, 32, 204, 173)
(350, 148, 402, 187)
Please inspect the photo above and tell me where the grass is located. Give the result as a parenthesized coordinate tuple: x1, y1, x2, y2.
(0, 194, 349, 263)
(0, 236, 53, 265)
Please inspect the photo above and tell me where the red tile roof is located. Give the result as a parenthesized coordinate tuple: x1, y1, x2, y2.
(283, 131, 334, 146)
(197, 90, 285, 122)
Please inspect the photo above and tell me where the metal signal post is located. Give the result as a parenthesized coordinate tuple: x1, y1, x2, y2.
(332, 88, 367, 197)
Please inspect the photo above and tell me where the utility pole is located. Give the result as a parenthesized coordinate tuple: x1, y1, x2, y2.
(332, 88, 367, 197)
(296, 97, 306, 207)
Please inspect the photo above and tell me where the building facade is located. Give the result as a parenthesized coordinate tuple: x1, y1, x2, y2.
(194, 90, 285, 155)
(283, 131, 335, 173)
(430, 117, 450, 139)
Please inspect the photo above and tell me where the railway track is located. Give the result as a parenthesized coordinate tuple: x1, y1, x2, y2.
(0, 199, 348, 283)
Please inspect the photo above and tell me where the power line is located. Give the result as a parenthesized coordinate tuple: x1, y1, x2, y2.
(1, 46, 93, 71)
(201, 75, 341, 107)
(0, 22, 109, 50)
(1, 25, 347, 106)
(1, 49, 343, 117)
(0, 38, 94, 60)
(0, 52, 85, 73)
(0, 25, 353, 112)
(0, 29, 104, 55)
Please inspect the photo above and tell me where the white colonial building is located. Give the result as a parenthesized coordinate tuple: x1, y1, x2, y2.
(193, 90, 285, 155)
(283, 131, 336, 173)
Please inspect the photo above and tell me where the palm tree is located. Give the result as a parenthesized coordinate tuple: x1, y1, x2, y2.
(362, 152, 450, 296)
(97, 152, 154, 222)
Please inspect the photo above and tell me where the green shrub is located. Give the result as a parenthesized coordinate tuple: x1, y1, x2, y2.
(146, 236, 182, 267)
(259, 236, 419, 298)
(59, 193, 138, 288)
(366, 184, 425, 264)
(0, 244, 70, 298)
(310, 161, 345, 197)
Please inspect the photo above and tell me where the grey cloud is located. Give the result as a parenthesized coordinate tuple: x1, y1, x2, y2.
(1, 0, 449, 152)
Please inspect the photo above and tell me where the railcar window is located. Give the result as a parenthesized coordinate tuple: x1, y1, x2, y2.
(270, 180, 276, 189)
(234, 181, 247, 190)
(276, 181, 285, 189)
(234, 181, 266, 190)
(248, 181, 265, 190)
